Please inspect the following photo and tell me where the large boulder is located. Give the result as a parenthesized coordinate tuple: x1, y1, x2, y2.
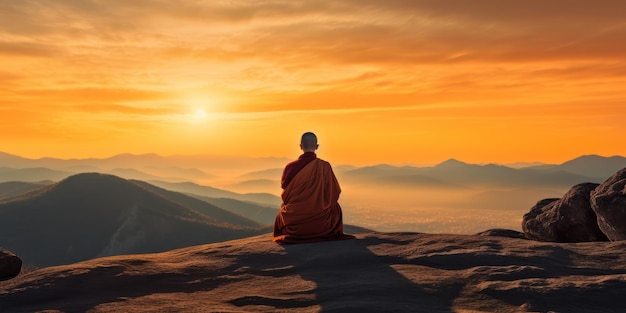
(0, 249, 22, 281)
(591, 168, 626, 241)
(522, 183, 607, 242)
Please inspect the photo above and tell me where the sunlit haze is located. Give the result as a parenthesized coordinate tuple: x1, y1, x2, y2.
(2, 1, 626, 166)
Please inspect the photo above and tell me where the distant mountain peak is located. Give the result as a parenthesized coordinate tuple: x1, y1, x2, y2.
(568, 154, 625, 162)
(49, 172, 139, 196)
(570, 154, 603, 160)
(0, 151, 28, 160)
(560, 154, 626, 166)
(555, 154, 626, 179)
(60, 172, 124, 183)
(435, 158, 470, 168)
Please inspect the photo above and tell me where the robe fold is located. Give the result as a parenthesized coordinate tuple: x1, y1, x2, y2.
(273, 158, 355, 243)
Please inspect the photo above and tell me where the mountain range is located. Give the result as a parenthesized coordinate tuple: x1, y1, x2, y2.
(3, 151, 625, 192)
(340, 155, 626, 188)
(3, 151, 626, 258)
(0, 152, 288, 182)
(525, 155, 626, 179)
(0, 173, 269, 267)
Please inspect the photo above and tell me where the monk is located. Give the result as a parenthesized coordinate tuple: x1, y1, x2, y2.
(273, 132, 355, 243)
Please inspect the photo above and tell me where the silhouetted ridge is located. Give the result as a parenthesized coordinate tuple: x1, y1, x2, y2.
(0, 181, 48, 201)
(148, 180, 281, 207)
(557, 155, 626, 179)
(130, 179, 264, 228)
(344, 164, 421, 177)
(0, 167, 72, 183)
(341, 158, 599, 188)
(239, 168, 283, 179)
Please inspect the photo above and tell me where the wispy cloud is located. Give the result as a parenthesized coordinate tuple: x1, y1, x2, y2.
(3, 1, 624, 94)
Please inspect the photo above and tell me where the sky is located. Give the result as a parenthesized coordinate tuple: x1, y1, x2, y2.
(1, 0, 626, 166)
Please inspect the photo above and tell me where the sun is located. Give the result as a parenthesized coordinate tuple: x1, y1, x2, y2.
(183, 94, 219, 122)
(193, 108, 207, 119)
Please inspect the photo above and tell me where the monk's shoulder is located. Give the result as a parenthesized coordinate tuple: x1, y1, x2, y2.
(314, 158, 334, 170)
(315, 157, 329, 165)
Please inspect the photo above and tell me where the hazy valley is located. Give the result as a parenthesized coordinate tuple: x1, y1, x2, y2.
(2, 151, 626, 267)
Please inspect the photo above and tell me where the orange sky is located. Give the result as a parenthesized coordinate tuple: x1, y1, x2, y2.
(1, 1, 625, 166)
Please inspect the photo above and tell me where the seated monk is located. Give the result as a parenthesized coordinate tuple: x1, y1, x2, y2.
(273, 132, 355, 243)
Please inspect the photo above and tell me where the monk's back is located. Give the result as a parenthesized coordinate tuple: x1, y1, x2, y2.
(272, 132, 354, 243)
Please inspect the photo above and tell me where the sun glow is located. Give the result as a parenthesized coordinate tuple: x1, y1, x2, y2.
(183, 95, 213, 122)
(194, 108, 207, 119)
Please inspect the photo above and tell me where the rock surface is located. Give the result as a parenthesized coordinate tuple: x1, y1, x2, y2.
(591, 168, 626, 241)
(2, 232, 626, 313)
(522, 183, 608, 242)
(0, 249, 22, 281)
(475, 228, 527, 239)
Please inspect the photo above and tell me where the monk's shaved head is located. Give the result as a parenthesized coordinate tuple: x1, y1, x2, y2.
(300, 132, 318, 150)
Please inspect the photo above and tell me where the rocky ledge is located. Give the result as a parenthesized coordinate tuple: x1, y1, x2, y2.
(1, 232, 626, 313)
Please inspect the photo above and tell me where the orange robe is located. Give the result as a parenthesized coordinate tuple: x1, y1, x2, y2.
(273, 158, 355, 243)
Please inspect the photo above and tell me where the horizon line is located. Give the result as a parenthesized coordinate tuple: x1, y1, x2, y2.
(2, 150, 624, 168)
